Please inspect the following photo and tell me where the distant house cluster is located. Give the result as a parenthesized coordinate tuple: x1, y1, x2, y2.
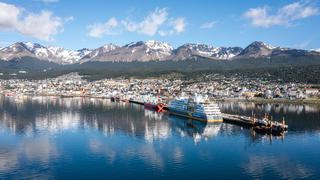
(0, 73, 319, 102)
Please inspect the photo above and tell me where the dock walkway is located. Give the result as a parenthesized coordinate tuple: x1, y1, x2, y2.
(222, 113, 288, 135)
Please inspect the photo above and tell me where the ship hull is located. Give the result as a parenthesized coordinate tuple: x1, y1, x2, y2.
(144, 103, 158, 110)
(168, 108, 223, 123)
(144, 103, 166, 111)
(129, 99, 144, 105)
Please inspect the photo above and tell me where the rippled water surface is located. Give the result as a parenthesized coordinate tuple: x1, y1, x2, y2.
(0, 96, 319, 179)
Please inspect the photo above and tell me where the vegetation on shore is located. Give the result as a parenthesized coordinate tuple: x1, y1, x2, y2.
(0, 56, 320, 84)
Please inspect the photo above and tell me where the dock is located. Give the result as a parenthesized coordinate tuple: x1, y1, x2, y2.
(111, 96, 288, 136)
(222, 113, 255, 126)
(222, 113, 288, 135)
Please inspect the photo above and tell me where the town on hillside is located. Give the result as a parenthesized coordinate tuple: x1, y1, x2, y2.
(1, 73, 319, 103)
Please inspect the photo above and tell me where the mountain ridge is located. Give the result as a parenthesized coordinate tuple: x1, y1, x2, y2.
(1, 40, 319, 64)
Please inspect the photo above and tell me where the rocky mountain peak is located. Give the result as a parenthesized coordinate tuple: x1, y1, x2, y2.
(144, 40, 173, 51)
(237, 41, 275, 58)
(1, 40, 319, 63)
(249, 41, 275, 50)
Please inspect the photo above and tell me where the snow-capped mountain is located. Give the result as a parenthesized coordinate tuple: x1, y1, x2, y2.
(313, 48, 320, 52)
(0, 42, 35, 61)
(236, 41, 320, 59)
(0, 42, 92, 64)
(237, 41, 275, 58)
(81, 41, 241, 62)
(81, 43, 120, 61)
(170, 43, 243, 60)
(46, 47, 92, 64)
(82, 40, 173, 62)
(1, 41, 319, 64)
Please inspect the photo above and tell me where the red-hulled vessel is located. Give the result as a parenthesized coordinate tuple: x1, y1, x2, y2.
(143, 95, 167, 112)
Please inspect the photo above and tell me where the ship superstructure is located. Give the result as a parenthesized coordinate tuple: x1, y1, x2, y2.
(168, 96, 223, 123)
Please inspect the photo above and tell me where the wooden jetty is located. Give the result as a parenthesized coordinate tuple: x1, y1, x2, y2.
(222, 113, 288, 135)
(222, 113, 254, 126)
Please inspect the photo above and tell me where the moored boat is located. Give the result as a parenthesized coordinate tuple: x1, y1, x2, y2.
(143, 95, 166, 111)
(168, 95, 223, 123)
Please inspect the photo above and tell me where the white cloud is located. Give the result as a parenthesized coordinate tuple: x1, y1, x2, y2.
(122, 8, 168, 36)
(280, 2, 319, 20)
(18, 11, 65, 41)
(121, 18, 139, 32)
(0, 2, 20, 30)
(138, 8, 168, 36)
(200, 21, 216, 29)
(89, 7, 186, 38)
(243, 1, 319, 27)
(34, 0, 59, 3)
(0, 2, 69, 41)
(158, 17, 186, 36)
(171, 17, 186, 33)
(88, 17, 118, 38)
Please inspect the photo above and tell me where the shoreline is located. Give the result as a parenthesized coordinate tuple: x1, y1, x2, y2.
(216, 97, 320, 105)
(2, 93, 320, 105)
(1, 93, 111, 99)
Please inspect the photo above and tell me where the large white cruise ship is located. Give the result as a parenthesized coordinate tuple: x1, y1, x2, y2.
(168, 96, 223, 123)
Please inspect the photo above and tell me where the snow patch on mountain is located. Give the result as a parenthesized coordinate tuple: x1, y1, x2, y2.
(0, 42, 92, 64)
(171, 43, 243, 60)
(1, 41, 319, 63)
(145, 40, 173, 51)
(81, 44, 120, 60)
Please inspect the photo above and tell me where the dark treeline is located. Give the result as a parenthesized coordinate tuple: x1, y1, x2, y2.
(0, 56, 320, 83)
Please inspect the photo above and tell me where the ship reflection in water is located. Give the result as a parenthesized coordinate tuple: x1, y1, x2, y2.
(0, 96, 320, 179)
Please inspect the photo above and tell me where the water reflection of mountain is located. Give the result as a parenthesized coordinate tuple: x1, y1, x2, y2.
(0, 96, 222, 143)
(0, 96, 319, 139)
(0, 97, 171, 142)
(0, 96, 226, 143)
(219, 102, 320, 132)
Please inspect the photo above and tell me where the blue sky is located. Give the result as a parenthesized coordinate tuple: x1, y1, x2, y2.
(0, 0, 319, 50)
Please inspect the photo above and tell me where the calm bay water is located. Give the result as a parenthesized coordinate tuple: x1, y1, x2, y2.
(0, 96, 320, 179)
